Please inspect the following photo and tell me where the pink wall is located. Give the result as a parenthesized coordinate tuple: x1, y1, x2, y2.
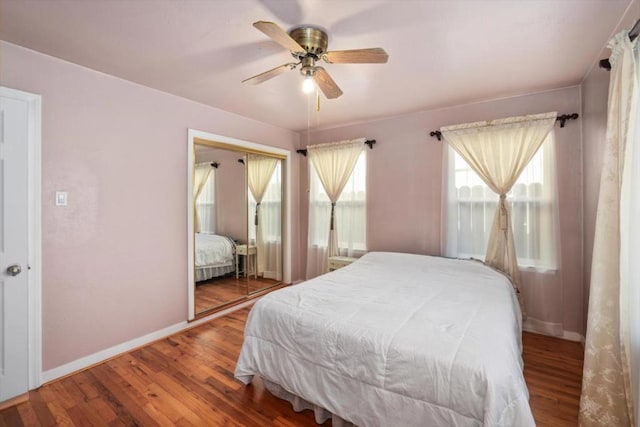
(1, 42, 301, 370)
(195, 148, 248, 241)
(305, 86, 585, 334)
(580, 2, 639, 330)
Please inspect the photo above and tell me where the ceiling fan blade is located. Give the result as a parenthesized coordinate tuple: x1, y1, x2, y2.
(313, 67, 343, 99)
(242, 63, 296, 85)
(253, 21, 306, 53)
(323, 48, 389, 64)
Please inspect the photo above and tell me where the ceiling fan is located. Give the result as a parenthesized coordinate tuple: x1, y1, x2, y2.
(242, 21, 389, 99)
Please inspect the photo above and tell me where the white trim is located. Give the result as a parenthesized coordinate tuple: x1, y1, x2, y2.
(523, 317, 564, 337)
(562, 330, 585, 343)
(523, 319, 585, 343)
(187, 129, 292, 321)
(42, 299, 256, 383)
(187, 131, 195, 319)
(0, 87, 43, 390)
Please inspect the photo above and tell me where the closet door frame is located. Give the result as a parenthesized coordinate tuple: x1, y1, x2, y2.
(186, 129, 291, 321)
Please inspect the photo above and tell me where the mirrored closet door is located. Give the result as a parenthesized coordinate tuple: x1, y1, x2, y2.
(191, 139, 284, 317)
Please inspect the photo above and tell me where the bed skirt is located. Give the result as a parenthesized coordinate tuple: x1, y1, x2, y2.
(263, 379, 355, 427)
(195, 264, 234, 282)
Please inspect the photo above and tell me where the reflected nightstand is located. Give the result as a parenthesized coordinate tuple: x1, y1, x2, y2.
(236, 244, 257, 279)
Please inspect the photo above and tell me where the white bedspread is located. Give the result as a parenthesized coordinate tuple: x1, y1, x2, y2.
(195, 233, 234, 268)
(235, 252, 534, 426)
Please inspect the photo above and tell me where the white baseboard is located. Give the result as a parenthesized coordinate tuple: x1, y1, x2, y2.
(561, 330, 585, 343)
(523, 318, 584, 343)
(41, 300, 256, 384)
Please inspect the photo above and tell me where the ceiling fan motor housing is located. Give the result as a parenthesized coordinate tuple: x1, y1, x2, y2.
(289, 26, 328, 58)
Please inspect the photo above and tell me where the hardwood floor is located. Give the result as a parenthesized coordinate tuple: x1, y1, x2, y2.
(1, 308, 584, 426)
(523, 331, 584, 426)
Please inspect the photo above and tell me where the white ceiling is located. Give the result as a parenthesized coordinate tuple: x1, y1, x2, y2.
(0, 0, 632, 131)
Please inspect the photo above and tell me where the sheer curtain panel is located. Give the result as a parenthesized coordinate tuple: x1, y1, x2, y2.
(440, 112, 557, 314)
(580, 30, 638, 427)
(443, 133, 563, 334)
(247, 154, 278, 276)
(306, 138, 366, 279)
(193, 163, 213, 233)
(249, 161, 282, 280)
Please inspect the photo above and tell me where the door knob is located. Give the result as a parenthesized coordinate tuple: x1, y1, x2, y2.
(6, 264, 22, 276)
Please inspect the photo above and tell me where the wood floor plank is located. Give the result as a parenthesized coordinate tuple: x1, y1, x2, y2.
(1, 406, 23, 427)
(84, 366, 159, 426)
(15, 403, 41, 427)
(26, 388, 58, 427)
(1, 307, 584, 426)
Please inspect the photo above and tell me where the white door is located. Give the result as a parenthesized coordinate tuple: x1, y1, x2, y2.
(0, 90, 31, 401)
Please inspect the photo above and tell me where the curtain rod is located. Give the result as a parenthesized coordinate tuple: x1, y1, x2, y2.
(210, 162, 219, 168)
(296, 139, 376, 156)
(599, 18, 640, 70)
(428, 113, 579, 141)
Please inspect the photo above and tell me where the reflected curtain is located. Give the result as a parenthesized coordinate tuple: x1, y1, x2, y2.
(306, 138, 365, 278)
(247, 154, 278, 276)
(440, 112, 557, 314)
(249, 162, 282, 281)
(580, 30, 638, 427)
(193, 162, 213, 233)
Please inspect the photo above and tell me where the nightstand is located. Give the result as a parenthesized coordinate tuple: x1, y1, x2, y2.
(328, 256, 357, 271)
(236, 244, 257, 279)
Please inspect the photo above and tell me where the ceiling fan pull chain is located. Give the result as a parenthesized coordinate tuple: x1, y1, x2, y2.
(316, 88, 321, 112)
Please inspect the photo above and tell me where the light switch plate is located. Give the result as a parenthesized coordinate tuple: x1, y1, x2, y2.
(55, 191, 68, 206)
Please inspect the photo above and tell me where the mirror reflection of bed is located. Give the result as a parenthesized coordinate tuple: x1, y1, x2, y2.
(193, 142, 283, 316)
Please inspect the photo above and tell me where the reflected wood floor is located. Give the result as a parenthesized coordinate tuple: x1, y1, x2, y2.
(0, 308, 584, 426)
(195, 276, 280, 314)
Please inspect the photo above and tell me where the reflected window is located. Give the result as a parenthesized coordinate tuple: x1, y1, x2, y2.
(249, 161, 281, 244)
(196, 168, 216, 234)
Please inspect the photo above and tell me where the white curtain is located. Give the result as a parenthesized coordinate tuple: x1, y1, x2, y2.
(249, 161, 282, 280)
(580, 30, 638, 427)
(247, 154, 278, 276)
(306, 138, 366, 278)
(193, 162, 213, 233)
(440, 112, 557, 314)
(443, 133, 563, 334)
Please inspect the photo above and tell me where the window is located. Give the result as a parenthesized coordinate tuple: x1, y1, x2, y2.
(444, 133, 557, 269)
(309, 150, 367, 254)
(195, 170, 216, 234)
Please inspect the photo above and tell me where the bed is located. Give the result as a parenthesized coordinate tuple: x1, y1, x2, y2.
(235, 252, 534, 426)
(195, 233, 236, 282)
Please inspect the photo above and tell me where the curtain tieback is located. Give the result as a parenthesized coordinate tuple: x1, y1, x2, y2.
(255, 202, 260, 226)
(499, 195, 508, 230)
(330, 202, 336, 230)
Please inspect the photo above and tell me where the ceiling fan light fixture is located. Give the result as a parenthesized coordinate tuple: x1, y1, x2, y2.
(302, 73, 315, 94)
